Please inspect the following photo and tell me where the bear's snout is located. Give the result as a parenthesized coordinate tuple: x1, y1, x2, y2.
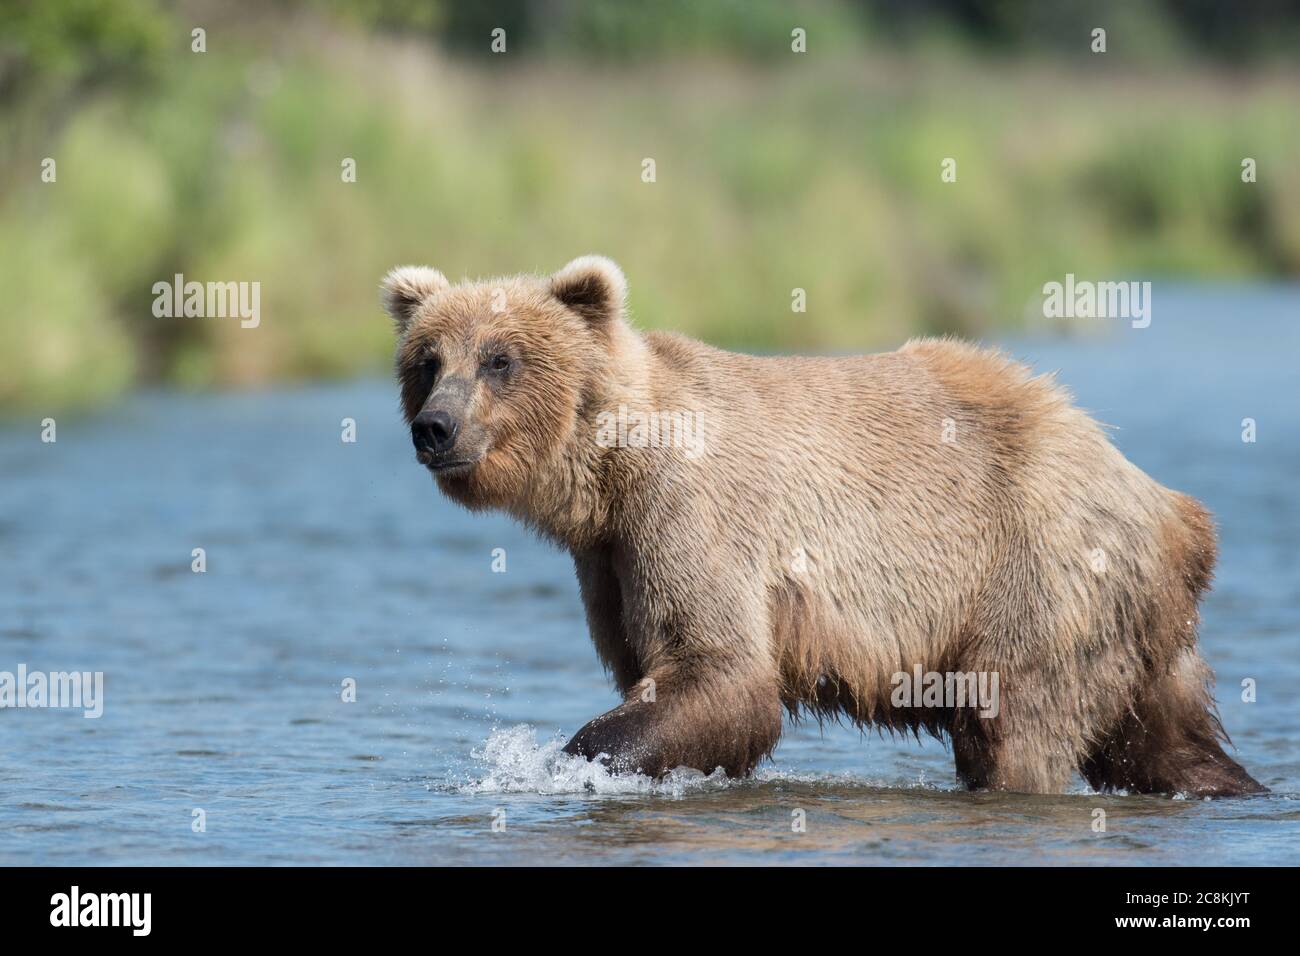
(411, 409, 460, 458)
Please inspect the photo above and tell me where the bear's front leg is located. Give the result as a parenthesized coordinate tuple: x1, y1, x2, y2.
(564, 668, 783, 778)
(565, 517, 783, 777)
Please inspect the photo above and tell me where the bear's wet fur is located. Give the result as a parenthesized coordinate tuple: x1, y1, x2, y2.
(382, 256, 1265, 797)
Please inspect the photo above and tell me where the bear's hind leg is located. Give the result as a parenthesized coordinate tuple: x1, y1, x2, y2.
(1079, 651, 1266, 797)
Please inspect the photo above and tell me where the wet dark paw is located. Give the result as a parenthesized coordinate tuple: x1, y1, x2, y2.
(562, 706, 658, 775)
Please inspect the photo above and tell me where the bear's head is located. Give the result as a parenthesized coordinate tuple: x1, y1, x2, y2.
(381, 256, 629, 516)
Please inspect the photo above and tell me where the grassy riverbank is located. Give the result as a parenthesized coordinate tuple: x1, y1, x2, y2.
(3, 2, 1298, 410)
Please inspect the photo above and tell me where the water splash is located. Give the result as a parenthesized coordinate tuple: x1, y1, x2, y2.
(458, 724, 734, 797)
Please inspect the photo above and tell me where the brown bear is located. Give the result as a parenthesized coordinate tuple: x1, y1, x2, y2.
(381, 256, 1264, 797)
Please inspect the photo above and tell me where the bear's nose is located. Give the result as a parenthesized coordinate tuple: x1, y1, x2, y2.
(412, 410, 459, 454)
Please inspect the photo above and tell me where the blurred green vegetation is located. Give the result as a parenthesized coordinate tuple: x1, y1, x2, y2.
(2, 0, 1299, 411)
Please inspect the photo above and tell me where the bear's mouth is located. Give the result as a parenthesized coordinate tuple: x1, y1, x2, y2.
(415, 443, 484, 476)
(423, 457, 479, 476)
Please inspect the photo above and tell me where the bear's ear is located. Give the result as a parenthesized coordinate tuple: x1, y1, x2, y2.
(380, 266, 449, 333)
(550, 256, 627, 327)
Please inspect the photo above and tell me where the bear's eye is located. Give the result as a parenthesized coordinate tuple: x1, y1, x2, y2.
(422, 355, 441, 379)
(487, 354, 511, 374)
